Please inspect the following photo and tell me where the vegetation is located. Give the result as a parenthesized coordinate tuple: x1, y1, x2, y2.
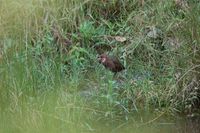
(0, 0, 200, 132)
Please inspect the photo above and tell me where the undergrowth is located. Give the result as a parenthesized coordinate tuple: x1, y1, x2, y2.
(0, 1, 200, 131)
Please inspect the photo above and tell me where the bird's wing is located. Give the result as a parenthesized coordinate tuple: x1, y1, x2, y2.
(111, 56, 125, 70)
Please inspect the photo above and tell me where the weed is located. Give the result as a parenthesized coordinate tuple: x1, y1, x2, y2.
(0, 1, 200, 132)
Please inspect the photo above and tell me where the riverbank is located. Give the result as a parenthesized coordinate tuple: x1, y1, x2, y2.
(0, 0, 200, 132)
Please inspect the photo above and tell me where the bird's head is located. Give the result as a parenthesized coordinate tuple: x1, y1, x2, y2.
(98, 54, 108, 63)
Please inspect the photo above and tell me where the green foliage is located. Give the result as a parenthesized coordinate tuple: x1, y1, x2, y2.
(0, 1, 200, 131)
(80, 21, 96, 39)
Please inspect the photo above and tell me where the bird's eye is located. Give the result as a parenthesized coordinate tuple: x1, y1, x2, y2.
(102, 58, 106, 63)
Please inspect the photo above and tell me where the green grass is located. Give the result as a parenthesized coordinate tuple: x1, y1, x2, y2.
(0, 0, 200, 132)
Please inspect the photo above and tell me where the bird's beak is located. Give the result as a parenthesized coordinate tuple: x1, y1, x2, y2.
(98, 56, 101, 63)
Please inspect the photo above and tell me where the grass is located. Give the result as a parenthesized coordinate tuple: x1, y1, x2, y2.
(0, 0, 200, 132)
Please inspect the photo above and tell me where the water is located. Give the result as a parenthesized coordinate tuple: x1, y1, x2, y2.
(1, 109, 199, 133)
(0, 90, 199, 133)
(85, 115, 200, 133)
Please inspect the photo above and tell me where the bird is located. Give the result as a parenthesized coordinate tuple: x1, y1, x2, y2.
(98, 53, 125, 75)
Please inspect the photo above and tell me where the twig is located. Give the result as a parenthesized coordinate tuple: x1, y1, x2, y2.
(139, 111, 166, 126)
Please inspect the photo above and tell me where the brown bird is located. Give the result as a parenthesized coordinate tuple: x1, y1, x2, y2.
(98, 53, 125, 74)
